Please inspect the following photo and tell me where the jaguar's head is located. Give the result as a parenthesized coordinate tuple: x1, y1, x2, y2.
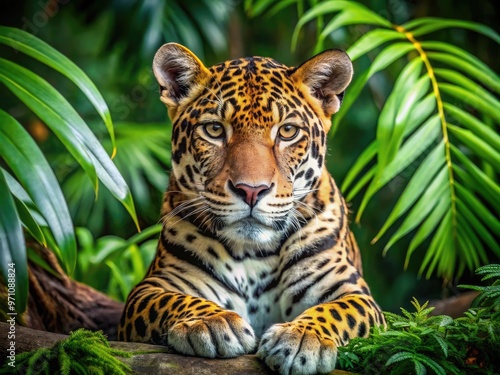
(154, 43, 352, 249)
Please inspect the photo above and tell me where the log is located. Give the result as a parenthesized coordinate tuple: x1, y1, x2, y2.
(0, 323, 353, 375)
(428, 291, 479, 318)
(22, 244, 123, 340)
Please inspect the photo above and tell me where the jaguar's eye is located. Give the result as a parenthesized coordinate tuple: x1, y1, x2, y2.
(203, 123, 225, 139)
(278, 124, 299, 141)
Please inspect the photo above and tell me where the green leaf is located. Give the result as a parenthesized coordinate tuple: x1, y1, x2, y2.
(455, 184, 500, 235)
(419, 210, 452, 278)
(431, 333, 448, 357)
(413, 359, 427, 375)
(342, 92, 433, 199)
(434, 68, 498, 107)
(442, 84, 500, 122)
(330, 70, 369, 138)
(377, 115, 441, 190)
(26, 247, 61, 279)
(105, 260, 129, 302)
(331, 42, 414, 137)
(0, 168, 28, 313)
(0, 109, 76, 274)
(89, 225, 161, 266)
(0, 26, 116, 156)
(444, 104, 500, 150)
(405, 192, 449, 269)
(345, 167, 375, 202)
(245, 0, 278, 17)
(341, 141, 377, 193)
(407, 18, 500, 44)
(347, 29, 406, 61)
(0, 59, 97, 190)
(316, 8, 393, 52)
(265, 0, 297, 18)
(376, 57, 423, 170)
(420, 41, 500, 93)
(448, 124, 500, 170)
(0, 59, 139, 231)
(368, 43, 415, 76)
(387, 73, 431, 163)
(458, 217, 488, 270)
(456, 198, 500, 258)
(126, 224, 162, 246)
(292, 1, 391, 51)
(2, 169, 34, 205)
(429, 52, 500, 94)
(373, 142, 444, 243)
(385, 351, 415, 366)
(454, 168, 500, 223)
(2, 167, 47, 246)
(356, 114, 441, 221)
(456, 218, 481, 271)
(415, 353, 446, 375)
(451, 145, 500, 194)
(13, 195, 46, 246)
(383, 169, 448, 254)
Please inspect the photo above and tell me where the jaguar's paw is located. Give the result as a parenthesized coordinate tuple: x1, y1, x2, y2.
(257, 321, 337, 375)
(167, 311, 256, 358)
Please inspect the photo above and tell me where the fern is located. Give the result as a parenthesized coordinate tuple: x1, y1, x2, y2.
(0, 329, 131, 375)
(460, 264, 500, 319)
(336, 265, 500, 374)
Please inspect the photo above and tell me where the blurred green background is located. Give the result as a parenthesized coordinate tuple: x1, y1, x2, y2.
(1, 0, 498, 312)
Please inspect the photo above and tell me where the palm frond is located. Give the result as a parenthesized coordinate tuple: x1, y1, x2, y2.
(291, 1, 499, 279)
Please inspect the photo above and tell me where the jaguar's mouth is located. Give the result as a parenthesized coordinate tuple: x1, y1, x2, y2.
(237, 216, 273, 230)
(217, 217, 281, 249)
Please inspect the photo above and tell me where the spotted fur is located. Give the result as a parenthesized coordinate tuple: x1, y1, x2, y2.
(118, 43, 385, 375)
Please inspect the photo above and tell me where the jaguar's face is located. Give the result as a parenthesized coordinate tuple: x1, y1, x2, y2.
(154, 44, 352, 248)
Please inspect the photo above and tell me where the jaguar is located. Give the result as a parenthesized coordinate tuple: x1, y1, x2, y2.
(118, 42, 385, 375)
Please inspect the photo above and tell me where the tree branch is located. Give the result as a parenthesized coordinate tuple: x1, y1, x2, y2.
(0, 323, 353, 374)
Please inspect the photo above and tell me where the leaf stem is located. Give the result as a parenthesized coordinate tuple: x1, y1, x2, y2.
(395, 25, 457, 245)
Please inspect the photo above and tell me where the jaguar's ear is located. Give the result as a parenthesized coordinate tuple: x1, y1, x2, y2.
(153, 43, 211, 109)
(292, 49, 353, 118)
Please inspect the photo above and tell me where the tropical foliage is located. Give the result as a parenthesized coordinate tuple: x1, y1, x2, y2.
(61, 122, 170, 237)
(76, 0, 234, 72)
(337, 264, 500, 374)
(74, 225, 159, 302)
(0, 27, 138, 312)
(247, 0, 500, 279)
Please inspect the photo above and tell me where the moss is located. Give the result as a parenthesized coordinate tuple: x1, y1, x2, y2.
(0, 329, 132, 375)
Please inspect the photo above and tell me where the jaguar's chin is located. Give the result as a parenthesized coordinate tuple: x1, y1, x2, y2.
(217, 217, 282, 251)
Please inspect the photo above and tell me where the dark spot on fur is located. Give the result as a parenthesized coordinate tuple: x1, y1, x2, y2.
(134, 316, 147, 337)
(149, 306, 158, 323)
(330, 309, 342, 321)
(185, 234, 196, 243)
(346, 314, 356, 330)
(358, 322, 367, 337)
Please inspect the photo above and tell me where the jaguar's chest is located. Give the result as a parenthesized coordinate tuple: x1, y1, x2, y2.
(219, 255, 283, 336)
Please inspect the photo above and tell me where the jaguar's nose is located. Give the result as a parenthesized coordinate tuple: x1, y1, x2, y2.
(228, 181, 272, 208)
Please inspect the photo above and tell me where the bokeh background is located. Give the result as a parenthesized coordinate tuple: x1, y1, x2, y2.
(1, 0, 498, 312)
